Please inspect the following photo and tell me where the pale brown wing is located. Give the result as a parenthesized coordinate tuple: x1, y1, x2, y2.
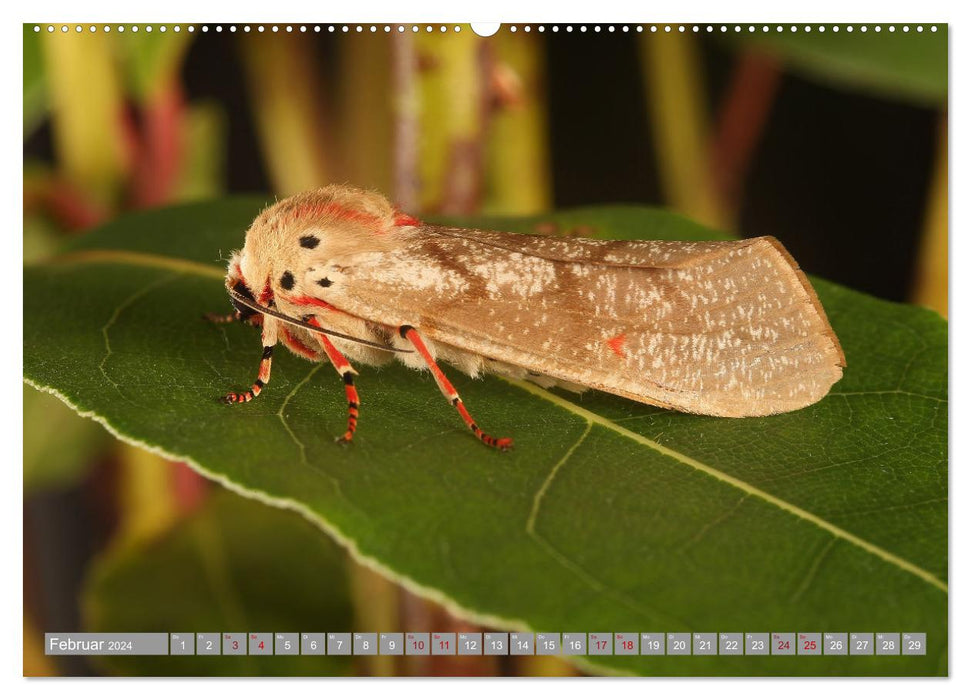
(318, 226, 845, 417)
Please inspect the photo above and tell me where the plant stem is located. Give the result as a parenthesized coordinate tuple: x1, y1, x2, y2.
(239, 33, 330, 195)
(710, 50, 782, 221)
(338, 33, 393, 194)
(483, 31, 552, 215)
(414, 30, 488, 214)
(41, 31, 128, 210)
(639, 32, 727, 229)
(912, 114, 948, 317)
(392, 31, 421, 211)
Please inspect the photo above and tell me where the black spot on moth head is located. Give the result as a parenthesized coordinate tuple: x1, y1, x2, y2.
(280, 271, 295, 290)
(317, 277, 333, 288)
(299, 235, 320, 249)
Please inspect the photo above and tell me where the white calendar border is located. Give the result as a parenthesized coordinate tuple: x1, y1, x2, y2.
(4, 0, 964, 698)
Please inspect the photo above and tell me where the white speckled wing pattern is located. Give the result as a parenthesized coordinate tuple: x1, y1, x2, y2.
(322, 226, 845, 417)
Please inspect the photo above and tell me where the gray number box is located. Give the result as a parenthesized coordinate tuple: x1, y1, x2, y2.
(302, 633, 325, 655)
(719, 633, 743, 656)
(615, 633, 638, 655)
(275, 633, 298, 655)
(536, 633, 560, 655)
(588, 633, 611, 655)
(667, 632, 691, 656)
(223, 633, 246, 656)
(824, 633, 847, 655)
(458, 632, 482, 655)
(851, 632, 874, 656)
(797, 633, 821, 656)
(746, 633, 769, 656)
(484, 632, 507, 655)
(196, 633, 220, 656)
(562, 633, 587, 656)
(693, 633, 716, 656)
(170, 633, 194, 655)
(433, 633, 456, 655)
(249, 633, 272, 655)
(510, 632, 534, 655)
(380, 633, 403, 655)
(327, 632, 351, 655)
(902, 633, 926, 656)
(876, 632, 900, 655)
(354, 633, 377, 655)
(640, 633, 664, 656)
(771, 632, 795, 656)
(406, 632, 430, 655)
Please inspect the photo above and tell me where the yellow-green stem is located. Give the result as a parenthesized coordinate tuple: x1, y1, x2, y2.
(912, 115, 948, 317)
(415, 29, 487, 214)
(639, 33, 727, 229)
(337, 34, 393, 194)
(484, 31, 552, 215)
(239, 34, 330, 195)
(348, 560, 399, 676)
(41, 31, 127, 209)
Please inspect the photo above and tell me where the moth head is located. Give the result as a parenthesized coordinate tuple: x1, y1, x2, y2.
(224, 250, 263, 322)
(238, 185, 418, 305)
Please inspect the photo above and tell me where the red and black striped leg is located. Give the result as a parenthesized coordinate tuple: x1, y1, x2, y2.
(399, 325, 513, 450)
(221, 323, 277, 405)
(221, 345, 273, 404)
(305, 318, 360, 444)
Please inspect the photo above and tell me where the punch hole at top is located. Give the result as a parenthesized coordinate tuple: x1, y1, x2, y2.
(471, 23, 500, 37)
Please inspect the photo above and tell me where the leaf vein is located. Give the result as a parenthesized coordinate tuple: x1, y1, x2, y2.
(508, 378, 947, 594)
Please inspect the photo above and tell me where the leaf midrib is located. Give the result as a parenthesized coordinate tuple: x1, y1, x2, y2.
(36, 247, 948, 595)
(508, 378, 947, 593)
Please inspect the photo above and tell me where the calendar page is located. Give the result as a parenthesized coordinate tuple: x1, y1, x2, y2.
(22, 9, 949, 683)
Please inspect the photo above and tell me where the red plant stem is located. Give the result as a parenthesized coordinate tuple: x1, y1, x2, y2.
(710, 50, 782, 213)
(130, 80, 187, 209)
(392, 32, 420, 212)
(24, 178, 108, 231)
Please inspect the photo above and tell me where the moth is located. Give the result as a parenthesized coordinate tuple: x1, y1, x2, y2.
(208, 185, 845, 450)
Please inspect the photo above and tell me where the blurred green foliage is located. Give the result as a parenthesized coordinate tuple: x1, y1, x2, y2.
(738, 26, 947, 104)
(83, 489, 353, 676)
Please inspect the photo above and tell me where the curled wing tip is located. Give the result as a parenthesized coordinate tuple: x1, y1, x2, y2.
(759, 235, 847, 369)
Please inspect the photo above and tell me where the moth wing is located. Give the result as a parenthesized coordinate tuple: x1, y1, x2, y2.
(321, 227, 845, 417)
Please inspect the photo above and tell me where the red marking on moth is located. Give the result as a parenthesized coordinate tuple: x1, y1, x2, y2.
(394, 212, 421, 227)
(281, 328, 319, 360)
(606, 333, 627, 359)
(283, 201, 387, 232)
(233, 262, 245, 283)
(285, 294, 343, 314)
(258, 279, 273, 306)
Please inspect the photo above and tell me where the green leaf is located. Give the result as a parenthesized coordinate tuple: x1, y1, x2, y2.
(25, 199, 947, 676)
(736, 25, 947, 105)
(82, 488, 352, 676)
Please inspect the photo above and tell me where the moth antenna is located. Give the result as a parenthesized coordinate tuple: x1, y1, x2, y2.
(227, 290, 411, 354)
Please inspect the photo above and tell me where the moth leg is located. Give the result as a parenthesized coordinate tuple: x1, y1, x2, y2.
(203, 310, 240, 324)
(399, 326, 513, 451)
(204, 310, 263, 327)
(305, 318, 360, 444)
(220, 323, 277, 404)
